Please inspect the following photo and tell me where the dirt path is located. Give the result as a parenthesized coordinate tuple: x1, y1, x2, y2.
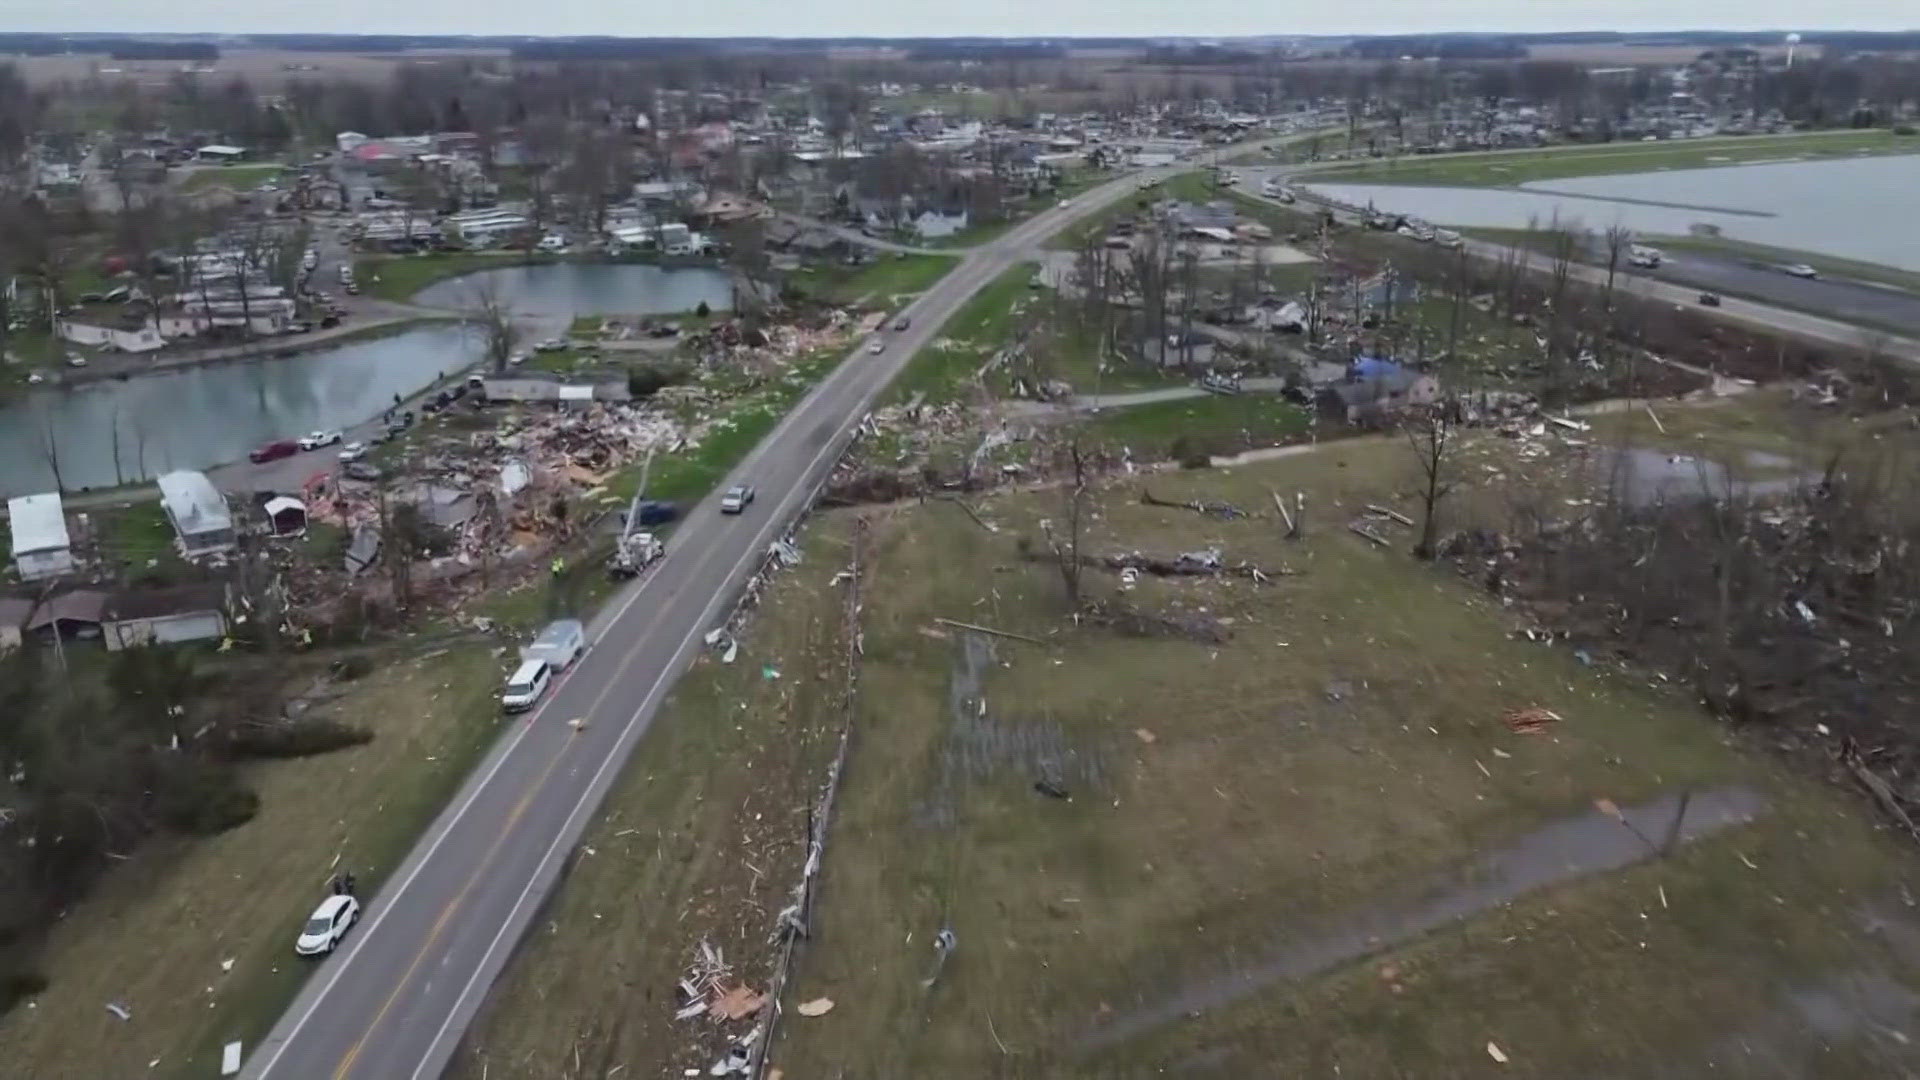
(1077, 785, 1767, 1053)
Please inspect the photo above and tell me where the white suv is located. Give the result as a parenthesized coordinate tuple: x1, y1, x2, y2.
(294, 894, 360, 956)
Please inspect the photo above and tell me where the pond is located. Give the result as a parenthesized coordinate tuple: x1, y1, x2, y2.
(412, 262, 734, 316)
(1305, 154, 1920, 271)
(0, 324, 482, 497)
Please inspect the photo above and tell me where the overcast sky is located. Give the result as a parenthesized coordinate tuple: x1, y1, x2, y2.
(1, 0, 1908, 38)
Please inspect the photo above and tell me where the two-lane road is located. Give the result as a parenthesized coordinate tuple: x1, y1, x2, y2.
(242, 167, 1164, 1080)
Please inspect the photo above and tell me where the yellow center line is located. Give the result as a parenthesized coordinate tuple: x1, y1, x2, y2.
(329, 540, 736, 1078)
(330, 748, 565, 1078)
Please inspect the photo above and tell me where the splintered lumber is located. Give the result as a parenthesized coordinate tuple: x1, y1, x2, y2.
(1366, 504, 1415, 526)
(934, 618, 1049, 646)
(1348, 522, 1391, 547)
(1269, 488, 1295, 534)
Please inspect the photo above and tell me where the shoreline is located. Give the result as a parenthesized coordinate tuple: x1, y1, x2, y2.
(33, 315, 463, 391)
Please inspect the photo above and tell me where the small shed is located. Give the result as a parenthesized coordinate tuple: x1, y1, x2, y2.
(195, 145, 248, 162)
(8, 492, 74, 581)
(103, 584, 228, 650)
(263, 496, 309, 537)
(28, 589, 109, 641)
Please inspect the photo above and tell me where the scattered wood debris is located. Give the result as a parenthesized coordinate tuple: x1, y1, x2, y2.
(1348, 522, 1392, 547)
(1365, 503, 1414, 527)
(1141, 489, 1253, 519)
(1487, 1040, 1510, 1064)
(1502, 706, 1560, 734)
(710, 984, 766, 1022)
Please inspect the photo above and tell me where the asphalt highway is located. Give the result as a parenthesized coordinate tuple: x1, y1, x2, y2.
(239, 165, 1165, 1080)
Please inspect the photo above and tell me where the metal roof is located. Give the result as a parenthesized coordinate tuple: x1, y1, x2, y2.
(156, 471, 232, 537)
(7, 492, 70, 557)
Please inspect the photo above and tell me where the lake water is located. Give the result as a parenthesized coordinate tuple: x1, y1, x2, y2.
(0, 324, 482, 497)
(1304, 154, 1920, 271)
(412, 262, 734, 315)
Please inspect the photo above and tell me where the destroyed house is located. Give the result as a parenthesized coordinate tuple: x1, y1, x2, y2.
(1317, 371, 1440, 425)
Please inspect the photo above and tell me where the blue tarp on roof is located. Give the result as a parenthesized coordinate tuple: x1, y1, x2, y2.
(1348, 356, 1404, 381)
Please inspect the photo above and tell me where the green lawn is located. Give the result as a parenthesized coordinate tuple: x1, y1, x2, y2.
(892, 264, 1039, 404)
(179, 164, 283, 193)
(1306, 129, 1919, 187)
(1088, 392, 1313, 459)
(356, 253, 551, 303)
(789, 254, 959, 307)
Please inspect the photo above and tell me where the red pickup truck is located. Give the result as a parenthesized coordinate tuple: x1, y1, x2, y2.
(249, 439, 298, 464)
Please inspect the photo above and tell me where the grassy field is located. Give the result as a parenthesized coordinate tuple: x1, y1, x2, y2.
(178, 164, 283, 193)
(893, 264, 1040, 404)
(0, 643, 512, 1080)
(764, 435, 1920, 1078)
(448, 419, 1920, 1079)
(788, 253, 959, 307)
(1309, 129, 1919, 187)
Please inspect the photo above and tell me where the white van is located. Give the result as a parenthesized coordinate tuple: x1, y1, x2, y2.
(501, 658, 553, 713)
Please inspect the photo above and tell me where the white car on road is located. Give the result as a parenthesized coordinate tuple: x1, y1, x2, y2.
(719, 484, 756, 514)
(337, 442, 367, 463)
(294, 894, 360, 957)
(299, 430, 343, 450)
(1782, 263, 1819, 279)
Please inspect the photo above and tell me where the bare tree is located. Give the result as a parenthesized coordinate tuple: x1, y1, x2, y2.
(1601, 224, 1632, 311)
(1405, 402, 1458, 560)
(1043, 435, 1090, 609)
(469, 278, 519, 374)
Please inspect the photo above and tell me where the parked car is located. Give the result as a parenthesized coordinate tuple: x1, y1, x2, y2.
(522, 619, 587, 671)
(250, 439, 299, 464)
(534, 338, 567, 352)
(343, 461, 383, 482)
(319, 313, 341, 329)
(286, 321, 313, 334)
(1698, 292, 1722, 307)
(501, 658, 554, 712)
(1782, 263, 1819, 279)
(299, 430, 343, 450)
(337, 442, 367, 463)
(293, 893, 360, 957)
(338, 265, 354, 283)
(719, 484, 756, 514)
(344, 282, 360, 295)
